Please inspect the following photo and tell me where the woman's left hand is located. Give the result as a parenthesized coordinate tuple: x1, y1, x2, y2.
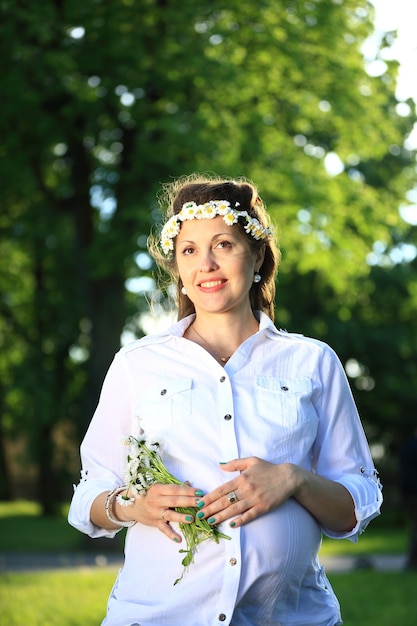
(197, 457, 299, 528)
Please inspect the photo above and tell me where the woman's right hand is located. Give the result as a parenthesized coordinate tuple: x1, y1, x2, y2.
(114, 483, 203, 542)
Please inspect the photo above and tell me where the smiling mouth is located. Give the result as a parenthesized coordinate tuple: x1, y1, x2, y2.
(199, 280, 226, 288)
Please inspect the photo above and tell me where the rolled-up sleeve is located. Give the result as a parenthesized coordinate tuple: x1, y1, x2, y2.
(68, 478, 121, 538)
(324, 469, 383, 541)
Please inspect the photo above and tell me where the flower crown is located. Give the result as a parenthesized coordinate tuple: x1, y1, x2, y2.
(160, 200, 273, 255)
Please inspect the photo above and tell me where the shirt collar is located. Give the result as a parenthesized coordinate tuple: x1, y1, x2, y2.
(257, 311, 282, 339)
(165, 311, 280, 339)
(156, 314, 194, 338)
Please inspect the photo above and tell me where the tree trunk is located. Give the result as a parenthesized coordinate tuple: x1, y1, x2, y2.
(37, 423, 59, 516)
(0, 408, 12, 500)
(82, 273, 126, 436)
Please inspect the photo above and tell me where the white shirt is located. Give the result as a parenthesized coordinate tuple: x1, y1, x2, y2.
(69, 312, 382, 626)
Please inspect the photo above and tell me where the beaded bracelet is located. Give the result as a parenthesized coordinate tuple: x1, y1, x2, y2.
(104, 486, 136, 528)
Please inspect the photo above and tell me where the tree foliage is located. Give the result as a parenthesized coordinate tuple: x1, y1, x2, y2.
(0, 0, 416, 511)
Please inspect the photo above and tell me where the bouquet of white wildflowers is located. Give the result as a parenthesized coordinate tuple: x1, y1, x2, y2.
(121, 435, 230, 585)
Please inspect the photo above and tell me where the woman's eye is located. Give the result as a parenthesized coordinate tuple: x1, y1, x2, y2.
(181, 246, 195, 255)
(216, 240, 232, 250)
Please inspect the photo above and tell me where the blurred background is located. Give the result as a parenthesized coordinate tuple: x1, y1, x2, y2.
(0, 0, 416, 532)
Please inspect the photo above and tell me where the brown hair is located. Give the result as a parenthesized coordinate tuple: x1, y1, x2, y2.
(148, 173, 280, 320)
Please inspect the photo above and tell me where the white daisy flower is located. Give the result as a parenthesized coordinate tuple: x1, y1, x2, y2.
(116, 492, 135, 506)
(223, 212, 239, 225)
(201, 204, 217, 219)
(130, 483, 147, 497)
(179, 203, 198, 220)
(161, 238, 174, 253)
(216, 201, 231, 215)
(162, 215, 178, 231)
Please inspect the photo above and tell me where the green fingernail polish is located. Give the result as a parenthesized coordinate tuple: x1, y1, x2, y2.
(185, 515, 193, 522)
(208, 517, 216, 524)
(173, 537, 180, 542)
(219, 461, 227, 465)
(196, 500, 204, 508)
(195, 489, 204, 497)
(230, 521, 236, 528)
(197, 511, 204, 519)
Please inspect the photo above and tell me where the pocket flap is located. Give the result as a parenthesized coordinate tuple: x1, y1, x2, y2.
(135, 378, 192, 408)
(256, 376, 312, 394)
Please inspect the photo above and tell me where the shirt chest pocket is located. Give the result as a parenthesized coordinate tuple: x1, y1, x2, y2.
(255, 376, 315, 428)
(135, 378, 192, 434)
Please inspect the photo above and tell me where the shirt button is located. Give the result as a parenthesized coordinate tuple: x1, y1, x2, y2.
(220, 376, 226, 383)
(160, 389, 167, 395)
(229, 557, 237, 566)
(224, 414, 232, 421)
(281, 385, 289, 391)
(218, 614, 226, 622)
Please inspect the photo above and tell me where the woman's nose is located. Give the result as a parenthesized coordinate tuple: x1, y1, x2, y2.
(199, 250, 219, 273)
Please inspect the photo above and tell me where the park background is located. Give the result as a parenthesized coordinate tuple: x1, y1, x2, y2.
(1, 0, 417, 624)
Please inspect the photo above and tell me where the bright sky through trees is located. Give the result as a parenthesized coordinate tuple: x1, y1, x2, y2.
(370, 0, 417, 104)
(369, 0, 417, 224)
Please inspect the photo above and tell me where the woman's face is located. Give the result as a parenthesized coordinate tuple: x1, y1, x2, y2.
(175, 215, 264, 318)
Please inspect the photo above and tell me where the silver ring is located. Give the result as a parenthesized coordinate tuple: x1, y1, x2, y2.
(226, 491, 239, 504)
(161, 509, 168, 521)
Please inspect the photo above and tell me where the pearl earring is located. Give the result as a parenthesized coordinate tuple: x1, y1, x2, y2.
(181, 286, 187, 295)
(253, 272, 261, 284)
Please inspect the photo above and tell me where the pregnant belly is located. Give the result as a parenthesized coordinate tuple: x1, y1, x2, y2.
(237, 498, 322, 602)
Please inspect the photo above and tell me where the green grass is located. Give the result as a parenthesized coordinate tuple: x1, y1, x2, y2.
(0, 501, 82, 552)
(320, 520, 408, 556)
(0, 569, 115, 626)
(0, 500, 124, 552)
(331, 571, 417, 626)
(0, 569, 416, 626)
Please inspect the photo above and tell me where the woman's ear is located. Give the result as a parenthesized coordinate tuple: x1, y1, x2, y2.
(255, 244, 266, 271)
